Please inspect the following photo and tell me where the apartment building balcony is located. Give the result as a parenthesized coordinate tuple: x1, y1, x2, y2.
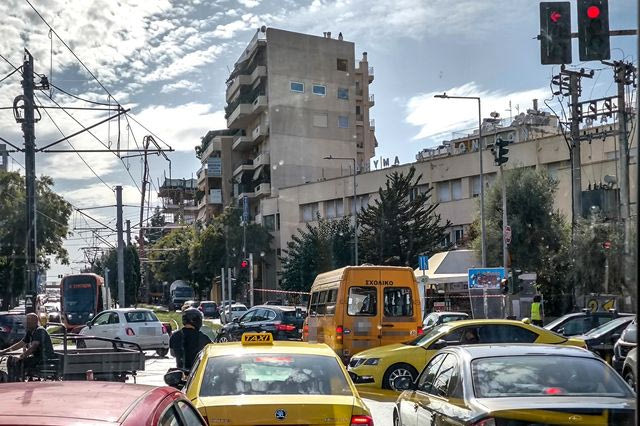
(254, 182, 271, 198)
(355, 114, 364, 125)
(226, 65, 267, 101)
(200, 136, 222, 160)
(164, 201, 199, 212)
(233, 159, 254, 177)
(369, 93, 375, 106)
(254, 151, 270, 167)
(368, 66, 374, 83)
(355, 88, 363, 99)
(232, 124, 269, 151)
(236, 184, 255, 199)
(226, 95, 268, 129)
(369, 119, 376, 130)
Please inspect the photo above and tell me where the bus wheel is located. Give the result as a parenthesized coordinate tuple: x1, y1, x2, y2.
(383, 363, 418, 390)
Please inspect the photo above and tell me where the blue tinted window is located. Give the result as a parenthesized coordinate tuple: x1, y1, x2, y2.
(338, 88, 349, 99)
(338, 115, 349, 128)
(313, 84, 326, 96)
(290, 82, 304, 93)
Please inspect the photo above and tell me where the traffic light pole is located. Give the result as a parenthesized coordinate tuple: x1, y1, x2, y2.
(501, 164, 509, 291)
(249, 253, 254, 307)
(116, 185, 125, 308)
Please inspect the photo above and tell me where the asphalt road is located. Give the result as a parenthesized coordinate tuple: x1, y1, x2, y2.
(131, 352, 396, 426)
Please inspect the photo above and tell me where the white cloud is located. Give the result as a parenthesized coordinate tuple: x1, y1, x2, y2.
(63, 184, 141, 209)
(406, 82, 549, 142)
(212, 17, 257, 39)
(160, 79, 201, 93)
(238, 0, 261, 8)
(132, 103, 226, 152)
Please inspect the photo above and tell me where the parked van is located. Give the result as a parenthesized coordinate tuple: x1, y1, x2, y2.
(303, 266, 422, 361)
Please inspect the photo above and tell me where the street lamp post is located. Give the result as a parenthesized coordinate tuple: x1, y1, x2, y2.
(324, 155, 358, 266)
(434, 93, 486, 267)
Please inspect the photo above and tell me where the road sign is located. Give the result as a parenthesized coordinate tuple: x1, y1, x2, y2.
(468, 268, 505, 289)
(418, 255, 429, 271)
(504, 225, 512, 244)
(242, 196, 249, 222)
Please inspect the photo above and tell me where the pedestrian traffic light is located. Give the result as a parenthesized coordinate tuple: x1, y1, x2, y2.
(578, 0, 610, 61)
(493, 138, 509, 166)
(539, 2, 572, 65)
(240, 259, 249, 269)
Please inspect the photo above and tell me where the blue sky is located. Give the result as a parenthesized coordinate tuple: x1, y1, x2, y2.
(0, 0, 636, 276)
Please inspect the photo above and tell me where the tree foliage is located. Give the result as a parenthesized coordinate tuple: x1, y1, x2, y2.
(358, 166, 450, 266)
(280, 216, 354, 292)
(0, 172, 72, 308)
(92, 245, 141, 307)
(148, 227, 196, 285)
(471, 168, 571, 313)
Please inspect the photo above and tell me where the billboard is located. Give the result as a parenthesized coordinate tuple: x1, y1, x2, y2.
(468, 268, 505, 289)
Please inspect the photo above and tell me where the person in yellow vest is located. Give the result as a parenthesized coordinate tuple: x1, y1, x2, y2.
(531, 295, 543, 326)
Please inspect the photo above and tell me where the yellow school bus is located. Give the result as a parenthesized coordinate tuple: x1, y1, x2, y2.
(303, 266, 422, 362)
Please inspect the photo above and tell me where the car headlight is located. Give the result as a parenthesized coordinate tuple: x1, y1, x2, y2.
(364, 358, 380, 366)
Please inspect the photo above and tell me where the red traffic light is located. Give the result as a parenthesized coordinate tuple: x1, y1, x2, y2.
(586, 5, 600, 19)
(550, 11, 562, 23)
(603, 241, 611, 249)
(240, 260, 249, 268)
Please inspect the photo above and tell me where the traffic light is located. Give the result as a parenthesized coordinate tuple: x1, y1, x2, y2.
(240, 259, 249, 269)
(493, 138, 509, 166)
(539, 2, 572, 65)
(578, 0, 610, 61)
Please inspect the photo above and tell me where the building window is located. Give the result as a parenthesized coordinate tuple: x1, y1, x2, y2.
(454, 229, 464, 244)
(471, 176, 481, 197)
(451, 179, 462, 200)
(312, 84, 326, 96)
(337, 58, 348, 71)
(312, 113, 328, 128)
(437, 182, 451, 202)
(263, 214, 275, 231)
(409, 187, 419, 202)
(355, 105, 361, 115)
(338, 88, 349, 100)
(338, 115, 349, 129)
(355, 194, 369, 211)
(276, 213, 280, 230)
(441, 233, 452, 247)
(290, 81, 304, 93)
(325, 199, 344, 219)
(301, 203, 319, 222)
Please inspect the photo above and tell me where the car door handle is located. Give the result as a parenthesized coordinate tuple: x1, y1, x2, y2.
(382, 324, 394, 328)
(413, 403, 419, 411)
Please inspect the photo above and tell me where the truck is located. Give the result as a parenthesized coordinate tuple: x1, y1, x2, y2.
(166, 280, 195, 311)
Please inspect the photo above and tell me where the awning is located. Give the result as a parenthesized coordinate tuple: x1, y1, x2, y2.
(253, 164, 265, 180)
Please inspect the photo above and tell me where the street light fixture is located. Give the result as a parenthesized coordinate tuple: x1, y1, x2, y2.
(434, 92, 487, 267)
(324, 155, 358, 266)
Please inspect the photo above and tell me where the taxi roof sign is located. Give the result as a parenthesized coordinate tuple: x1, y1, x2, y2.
(241, 332, 274, 344)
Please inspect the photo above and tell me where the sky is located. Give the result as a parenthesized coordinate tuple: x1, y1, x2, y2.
(0, 0, 637, 279)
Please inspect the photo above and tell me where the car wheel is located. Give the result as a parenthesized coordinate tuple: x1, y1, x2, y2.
(384, 363, 418, 390)
(624, 369, 635, 388)
(217, 333, 230, 343)
(156, 348, 169, 357)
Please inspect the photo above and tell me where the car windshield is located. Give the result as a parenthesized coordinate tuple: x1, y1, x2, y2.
(199, 354, 352, 396)
(544, 315, 572, 330)
(124, 311, 159, 322)
(405, 324, 451, 346)
(231, 306, 247, 312)
(472, 355, 632, 398)
(584, 317, 630, 337)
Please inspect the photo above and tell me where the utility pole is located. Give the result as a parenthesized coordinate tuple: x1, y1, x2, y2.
(116, 185, 125, 308)
(126, 220, 131, 246)
(22, 50, 37, 313)
(501, 164, 509, 285)
(220, 267, 226, 323)
(249, 252, 254, 307)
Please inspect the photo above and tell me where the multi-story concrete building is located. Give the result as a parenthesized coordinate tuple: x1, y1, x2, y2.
(196, 130, 237, 222)
(158, 177, 198, 225)
(267, 108, 636, 291)
(224, 27, 376, 219)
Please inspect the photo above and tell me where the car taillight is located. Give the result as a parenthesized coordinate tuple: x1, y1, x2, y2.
(350, 415, 373, 426)
(276, 324, 296, 332)
(472, 418, 496, 426)
(126, 327, 135, 336)
(161, 324, 168, 334)
(417, 327, 424, 335)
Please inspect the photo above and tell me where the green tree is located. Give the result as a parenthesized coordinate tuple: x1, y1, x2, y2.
(358, 166, 450, 266)
(471, 168, 571, 314)
(280, 216, 354, 292)
(145, 207, 166, 247)
(148, 227, 196, 284)
(92, 245, 141, 306)
(0, 172, 72, 309)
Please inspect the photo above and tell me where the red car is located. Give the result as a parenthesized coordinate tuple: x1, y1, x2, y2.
(0, 382, 206, 425)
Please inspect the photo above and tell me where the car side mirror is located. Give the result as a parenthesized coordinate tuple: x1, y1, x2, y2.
(611, 333, 621, 343)
(393, 376, 414, 391)
(86, 321, 92, 328)
(430, 339, 448, 350)
(164, 369, 187, 389)
(233, 317, 239, 323)
(557, 327, 565, 335)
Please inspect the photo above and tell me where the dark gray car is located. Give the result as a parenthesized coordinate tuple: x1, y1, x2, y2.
(0, 313, 25, 349)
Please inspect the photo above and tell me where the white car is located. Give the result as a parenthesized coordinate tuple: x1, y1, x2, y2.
(78, 308, 170, 356)
(223, 303, 248, 322)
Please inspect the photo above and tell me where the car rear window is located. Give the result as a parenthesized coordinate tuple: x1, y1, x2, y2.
(232, 306, 247, 312)
(199, 354, 352, 397)
(472, 355, 632, 398)
(124, 311, 158, 323)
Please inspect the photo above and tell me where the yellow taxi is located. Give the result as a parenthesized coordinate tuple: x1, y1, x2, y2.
(347, 319, 587, 390)
(182, 332, 373, 426)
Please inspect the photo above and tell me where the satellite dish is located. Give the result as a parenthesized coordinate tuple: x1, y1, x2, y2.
(604, 175, 617, 185)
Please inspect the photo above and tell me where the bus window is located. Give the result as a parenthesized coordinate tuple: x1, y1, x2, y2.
(384, 287, 413, 317)
(317, 291, 328, 315)
(325, 289, 337, 316)
(310, 292, 319, 316)
(347, 287, 377, 316)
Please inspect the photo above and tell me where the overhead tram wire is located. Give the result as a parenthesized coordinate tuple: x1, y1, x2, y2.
(34, 93, 113, 191)
(0, 67, 22, 85)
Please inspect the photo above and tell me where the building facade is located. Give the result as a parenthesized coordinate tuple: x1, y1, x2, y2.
(196, 130, 237, 222)
(158, 178, 198, 225)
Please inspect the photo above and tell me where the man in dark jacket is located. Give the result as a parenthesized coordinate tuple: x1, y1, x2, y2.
(169, 308, 212, 370)
(0, 313, 54, 381)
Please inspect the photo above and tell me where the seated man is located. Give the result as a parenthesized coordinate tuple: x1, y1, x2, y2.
(460, 328, 480, 344)
(0, 313, 54, 381)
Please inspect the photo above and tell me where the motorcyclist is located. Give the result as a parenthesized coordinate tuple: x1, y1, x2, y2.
(169, 308, 212, 370)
